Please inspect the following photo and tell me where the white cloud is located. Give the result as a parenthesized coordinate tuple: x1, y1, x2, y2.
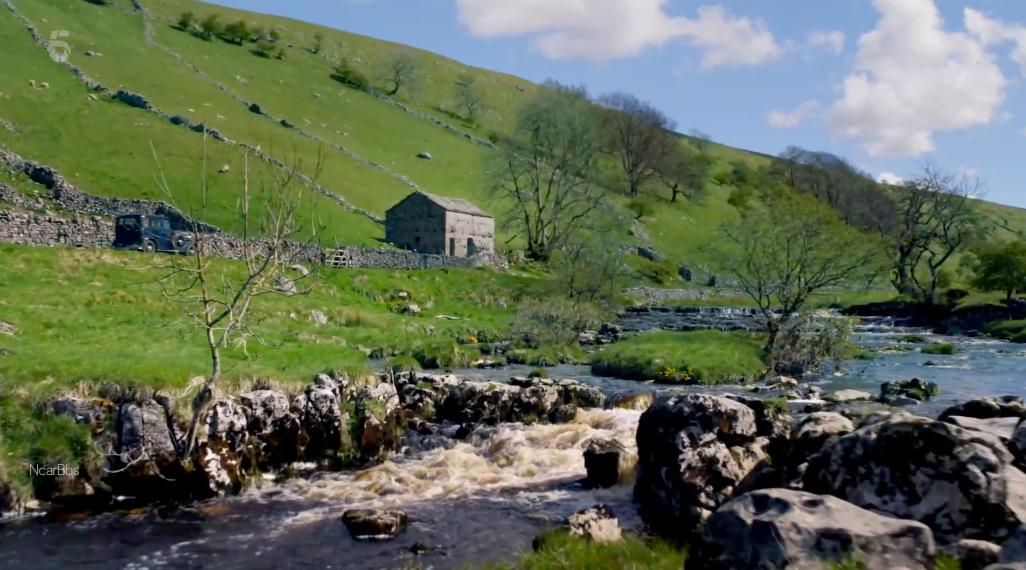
(454, 0, 783, 66)
(826, 0, 1008, 157)
(766, 101, 821, 128)
(807, 30, 846, 54)
(965, 8, 1026, 73)
(877, 172, 904, 185)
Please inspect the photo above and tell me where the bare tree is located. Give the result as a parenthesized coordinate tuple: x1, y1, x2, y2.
(486, 81, 605, 261)
(454, 73, 485, 122)
(598, 92, 678, 197)
(147, 133, 324, 458)
(379, 52, 420, 97)
(891, 163, 987, 303)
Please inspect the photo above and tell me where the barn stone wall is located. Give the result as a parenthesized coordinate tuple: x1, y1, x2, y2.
(385, 193, 447, 255)
(444, 210, 494, 257)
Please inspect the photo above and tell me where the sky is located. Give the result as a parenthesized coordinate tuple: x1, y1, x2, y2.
(206, 0, 1026, 209)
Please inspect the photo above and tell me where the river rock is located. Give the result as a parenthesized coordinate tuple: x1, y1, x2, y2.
(342, 509, 408, 540)
(940, 397, 1026, 423)
(825, 389, 874, 403)
(789, 412, 854, 472)
(635, 394, 764, 539)
(610, 393, 653, 411)
(583, 439, 637, 488)
(879, 378, 939, 404)
(725, 395, 791, 458)
(699, 489, 935, 570)
(939, 539, 1001, 570)
(944, 416, 1021, 443)
(802, 415, 1026, 543)
(293, 384, 351, 459)
(565, 504, 622, 543)
(115, 400, 179, 478)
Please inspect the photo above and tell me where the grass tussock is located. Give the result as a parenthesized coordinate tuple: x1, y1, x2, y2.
(485, 531, 687, 570)
(921, 343, 957, 355)
(590, 330, 765, 385)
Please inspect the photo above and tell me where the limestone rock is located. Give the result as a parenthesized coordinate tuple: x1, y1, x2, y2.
(583, 438, 637, 488)
(342, 509, 408, 540)
(399, 303, 421, 316)
(0, 321, 18, 336)
(310, 310, 328, 325)
(195, 398, 248, 496)
(355, 382, 402, 461)
(790, 412, 854, 467)
(825, 389, 874, 403)
(416, 152, 432, 160)
(238, 390, 300, 465)
(939, 539, 1001, 570)
(802, 415, 1026, 543)
(940, 397, 1026, 423)
(944, 416, 1021, 443)
(114, 89, 151, 110)
(879, 378, 939, 404)
(635, 394, 763, 538)
(116, 400, 179, 478)
(565, 505, 622, 543)
(700, 489, 935, 570)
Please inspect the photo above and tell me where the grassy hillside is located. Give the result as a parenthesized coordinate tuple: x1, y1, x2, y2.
(3, 0, 1025, 271)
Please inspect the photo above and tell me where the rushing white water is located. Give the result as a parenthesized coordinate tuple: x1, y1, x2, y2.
(281, 408, 640, 512)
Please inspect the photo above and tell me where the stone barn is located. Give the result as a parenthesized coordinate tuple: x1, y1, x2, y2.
(385, 191, 495, 257)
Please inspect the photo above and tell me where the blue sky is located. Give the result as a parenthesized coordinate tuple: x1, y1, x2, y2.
(207, 0, 1026, 208)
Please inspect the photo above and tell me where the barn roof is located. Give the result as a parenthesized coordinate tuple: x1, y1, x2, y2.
(415, 191, 493, 218)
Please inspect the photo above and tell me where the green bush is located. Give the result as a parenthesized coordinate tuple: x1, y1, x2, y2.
(411, 339, 480, 369)
(516, 296, 603, 347)
(922, 343, 957, 355)
(332, 60, 371, 91)
(638, 259, 679, 286)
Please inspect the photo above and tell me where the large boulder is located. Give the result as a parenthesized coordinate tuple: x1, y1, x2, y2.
(940, 397, 1026, 423)
(825, 389, 874, 404)
(342, 509, 408, 541)
(292, 384, 351, 460)
(944, 416, 1021, 444)
(699, 489, 935, 570)
(789, 412, 854, 469)
(115, 400, 180, 478)
(635, 394, 765, 539)
(802, 415, 1026, 543)
(725, 395, 792, 458)
(583, 438, 637, 488)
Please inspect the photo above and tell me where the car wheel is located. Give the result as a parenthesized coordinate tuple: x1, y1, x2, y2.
(143, 239, 157, 253)
(184, 244, 197, 256)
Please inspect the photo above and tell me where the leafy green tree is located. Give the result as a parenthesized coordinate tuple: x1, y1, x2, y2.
(968, 240, 1026, 303)
(254, 38, 284, 59)
(176, 11, 197, 32)
(485, 81, 604, 261)
(891, 164, 987, 304)
(221, 20, 251, 45)
(720, 189, 884, 369)
(198, 14, 223, 41)
(379, 52, 420, 97)
(655, 143, 712, 203)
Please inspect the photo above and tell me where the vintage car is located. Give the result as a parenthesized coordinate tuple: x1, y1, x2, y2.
(112, 214, 196, 255)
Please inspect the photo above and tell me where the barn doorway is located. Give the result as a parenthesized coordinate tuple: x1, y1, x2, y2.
(449, 238, 455, 257)
(467, 238, 476, 256)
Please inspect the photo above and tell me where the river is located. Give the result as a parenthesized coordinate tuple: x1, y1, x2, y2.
(2, 323, 1024, 569)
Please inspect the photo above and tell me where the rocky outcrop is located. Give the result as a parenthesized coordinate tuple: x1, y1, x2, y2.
(342, 509, 408, 541)
(699, 489, 936, 570)
(395, 372, 603, 427)
(354, 382, 403, 462)
(825, 389, 874, 403)
(583, 439, 637, 488)
(635, 394, 770, 539)
(944, 416, 1021, 443)
(802, 415, 1026, 543)
(194, 398, 249, 496)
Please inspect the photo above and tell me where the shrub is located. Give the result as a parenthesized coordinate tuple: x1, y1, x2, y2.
(638, 259, 679, 286)
(412, 340, 480, 369)
(528, 369, 549, 379)
(332, 59, 370, 91)
(922, 343, 957, 355)
(515, 296, 603, 347)
(176, 11, 197, 31)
